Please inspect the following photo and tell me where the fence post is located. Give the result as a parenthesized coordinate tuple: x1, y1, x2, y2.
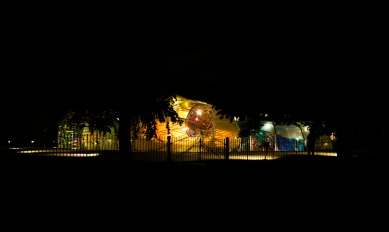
(225, 137, 229, 160)
(246, 137, 249, 160)
(295, 139, 298, 155)
(167, 136, 172, 162)
(199, 138, 202, 161)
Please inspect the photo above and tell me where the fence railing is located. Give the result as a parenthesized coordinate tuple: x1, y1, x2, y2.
(1, 134, 338, 162)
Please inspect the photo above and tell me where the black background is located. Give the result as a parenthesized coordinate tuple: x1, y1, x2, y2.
(2, 3, 387, 141)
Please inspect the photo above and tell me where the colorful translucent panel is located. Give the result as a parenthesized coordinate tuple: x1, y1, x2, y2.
(185, 104, 214, 138)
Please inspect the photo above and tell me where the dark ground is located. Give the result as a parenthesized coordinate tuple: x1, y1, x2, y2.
(1, 154, 388, 228)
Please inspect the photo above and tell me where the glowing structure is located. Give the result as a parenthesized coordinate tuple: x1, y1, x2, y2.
(240, 120, 336, 152)
(185, 104, 214, 138)
(57, 95, 335, 152)
(154, 95, 240, 140)
(57, 122, 118, 150)
(245, 120, 308, 152)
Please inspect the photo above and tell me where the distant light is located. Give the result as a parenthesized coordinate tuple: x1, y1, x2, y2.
(8, 140, 11, 143)
(31, 141, 34, 144)
(17, 151, 99, 157)
(263, 123, 272, 130)
(265, 114, 268, 117)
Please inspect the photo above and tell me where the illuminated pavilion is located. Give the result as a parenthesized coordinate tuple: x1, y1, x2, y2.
(57, 95, 335, 152)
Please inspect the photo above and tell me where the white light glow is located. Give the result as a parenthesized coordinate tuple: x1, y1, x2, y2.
(196, 110, 202, 115)
(263, 123, 272, 130)
(17, 150, 100, 157)
(221, 152, 337, 160)
(19, 150, 41, 153)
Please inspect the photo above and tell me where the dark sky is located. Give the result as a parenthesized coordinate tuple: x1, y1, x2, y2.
(2, 4, 387, 137)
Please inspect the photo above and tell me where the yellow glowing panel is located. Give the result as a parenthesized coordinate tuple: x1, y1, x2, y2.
(154, 95, 240, 140)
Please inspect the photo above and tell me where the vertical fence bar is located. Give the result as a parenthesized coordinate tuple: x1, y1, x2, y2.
(199, 138, 202, 161)
(225, 137, 229, 160)
(167, 136, 172, 162)
(246, 138, 249, 160)
(295, 140, 298, 155)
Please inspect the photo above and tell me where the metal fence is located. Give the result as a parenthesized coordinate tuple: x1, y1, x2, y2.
(0, 134, 338, 162)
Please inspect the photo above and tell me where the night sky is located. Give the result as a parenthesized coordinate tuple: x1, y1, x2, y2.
(2, 3, 387, 142)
